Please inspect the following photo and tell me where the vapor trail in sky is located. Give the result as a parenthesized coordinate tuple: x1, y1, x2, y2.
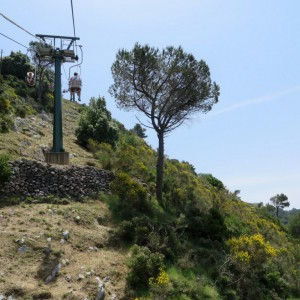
(210, 85, 300, 117)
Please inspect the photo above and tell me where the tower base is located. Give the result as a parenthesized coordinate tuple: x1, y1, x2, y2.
(45, 152, 69, 165)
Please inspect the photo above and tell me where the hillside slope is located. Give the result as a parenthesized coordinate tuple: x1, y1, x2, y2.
(0, 99, 99, 167)
(1, 78, 300, 300)
(0, 200, 127, 299)
(0, 100, 129, 299)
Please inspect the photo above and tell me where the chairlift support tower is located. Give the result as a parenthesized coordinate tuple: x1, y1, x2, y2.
(36, 34, 79, 165)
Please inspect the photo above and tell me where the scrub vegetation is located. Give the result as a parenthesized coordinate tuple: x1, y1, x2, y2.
(0, 53, 300, 300)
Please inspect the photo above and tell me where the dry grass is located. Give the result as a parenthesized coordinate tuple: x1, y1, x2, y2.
(0, 99, 100, 167)
(0, 199, 127, 299)
(0, 100, 128, 299)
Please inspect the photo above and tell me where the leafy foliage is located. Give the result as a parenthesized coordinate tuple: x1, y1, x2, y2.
(199, 173, 224, 190)
(126, 245, 164, 289)
(110, 172, 152, 219)
(110, 43, 219, 204)
(75, 96, 119, 147)
(0, 76, 35, 132)
(288, 212, 300, 238)
(90, 131, 157, 185)
(1, 59, 300, 299)
(28, 41, 55, 105)
(74, 99, 300, 299)
(224, 233, 292, 299)
(1, 51, 31, 80)
(130, 123, 147, 138)
(0, 154, 12, 186)
(270, 193, 290, 218)
(88, 129, 300, 299)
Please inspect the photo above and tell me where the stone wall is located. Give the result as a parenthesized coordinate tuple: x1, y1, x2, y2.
(1, 159, 114, 199)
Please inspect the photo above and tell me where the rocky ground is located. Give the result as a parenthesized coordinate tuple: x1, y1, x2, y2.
(0, 200, 127, 299)
(0, 100, 100, 167)
(0, 100, 128, 299)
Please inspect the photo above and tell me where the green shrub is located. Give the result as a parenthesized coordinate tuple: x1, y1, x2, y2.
(32, 291, 52, 299)
(288, 212, 300, 239)
(1, 52, 31, 80)
(14, 104, 27, 118)
(0, 114, 13, 133)
(127, 245, 164, 288)
(75, 96, 119, 147)
(0, 154, 12, 185)
(110, 172, 152, 219)
(0, 196, 22, 208)
(88, 140, 114, 170)
(117, 220, 135, 241)
(0, 96, 11, 113)
(199, 173, 224, 190)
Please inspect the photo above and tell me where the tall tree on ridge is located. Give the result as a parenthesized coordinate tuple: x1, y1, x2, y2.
(270, 193, 290, 218)
(110, 43, 219, 206)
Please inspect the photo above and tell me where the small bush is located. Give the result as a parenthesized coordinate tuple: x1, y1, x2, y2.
(75, 96, 119, 147)
(149, 268, 172, 299)
(288, 212, 300, 239)
(0, 97, 11, 113)
(88, 140, 114, 170)
(117, 220, 135, 241)
(14, 104, 27, 118)
(0, 114, 13, 133)
(110, 172, 152, 219)
(0, 196, 22, 207)
(127, 245, 164, 289)
(0, 154, 12, 185)
(199, 173, 224, 190)
(32, 291, 52, 299)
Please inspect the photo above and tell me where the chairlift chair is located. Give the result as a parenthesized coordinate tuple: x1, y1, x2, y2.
(68, 45, 83, 102)
(69, 73, 82, 102)
(25, 71, 35, 87)
(36, 46, 54, 62)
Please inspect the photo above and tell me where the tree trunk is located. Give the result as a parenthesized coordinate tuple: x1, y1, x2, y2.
(38, 68, 44, 102)
(156, 131, 165, 207)
(38, 66, 47, 103)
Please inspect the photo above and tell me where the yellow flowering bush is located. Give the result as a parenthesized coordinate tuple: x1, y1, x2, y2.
(110, 172, 152, 218)
(229, 234, 277, 266)
(149, 268, 170, 286)
(149, 268, 172, 299)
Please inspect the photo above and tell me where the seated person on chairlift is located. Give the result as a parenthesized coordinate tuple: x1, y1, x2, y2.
(69, 72, 82, 102)
(26, 72, 35, 87)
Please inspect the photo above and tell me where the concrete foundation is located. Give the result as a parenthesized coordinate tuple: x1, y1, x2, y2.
(45, 152, 69, 165)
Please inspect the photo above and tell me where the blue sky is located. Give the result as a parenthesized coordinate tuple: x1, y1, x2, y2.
(1, 1, 300, 208)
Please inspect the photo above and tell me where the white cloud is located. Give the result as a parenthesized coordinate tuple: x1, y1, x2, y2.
(210, 85, 300, 117)
(224, 172, 300, 188)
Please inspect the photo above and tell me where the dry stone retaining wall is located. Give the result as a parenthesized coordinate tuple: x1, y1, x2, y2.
(2, 159, 114, 199)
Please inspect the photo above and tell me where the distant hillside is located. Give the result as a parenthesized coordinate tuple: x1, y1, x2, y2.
(249, 203, 300, 225)
(279, 208, 300, 225)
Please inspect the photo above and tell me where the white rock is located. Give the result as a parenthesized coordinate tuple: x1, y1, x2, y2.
(45, 263, 62, 284)
(96, 277, 105, 300)
(77, 274, 85, 281)
(63, 230, 70, 240)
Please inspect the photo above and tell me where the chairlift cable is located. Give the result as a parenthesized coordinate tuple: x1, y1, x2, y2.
(70, 0, 78, 55)
(69, 45, 83, 78)
(70, 0, 77, 38)
(68, 0, 82, 102)
(62, 64, 68, 81)
(0, 13, 42, 43)
(0, 32, 28, 49)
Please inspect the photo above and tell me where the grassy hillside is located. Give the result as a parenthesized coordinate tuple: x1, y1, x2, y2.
(1, 75, 300, 300)
(0, 99, 99, 167)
